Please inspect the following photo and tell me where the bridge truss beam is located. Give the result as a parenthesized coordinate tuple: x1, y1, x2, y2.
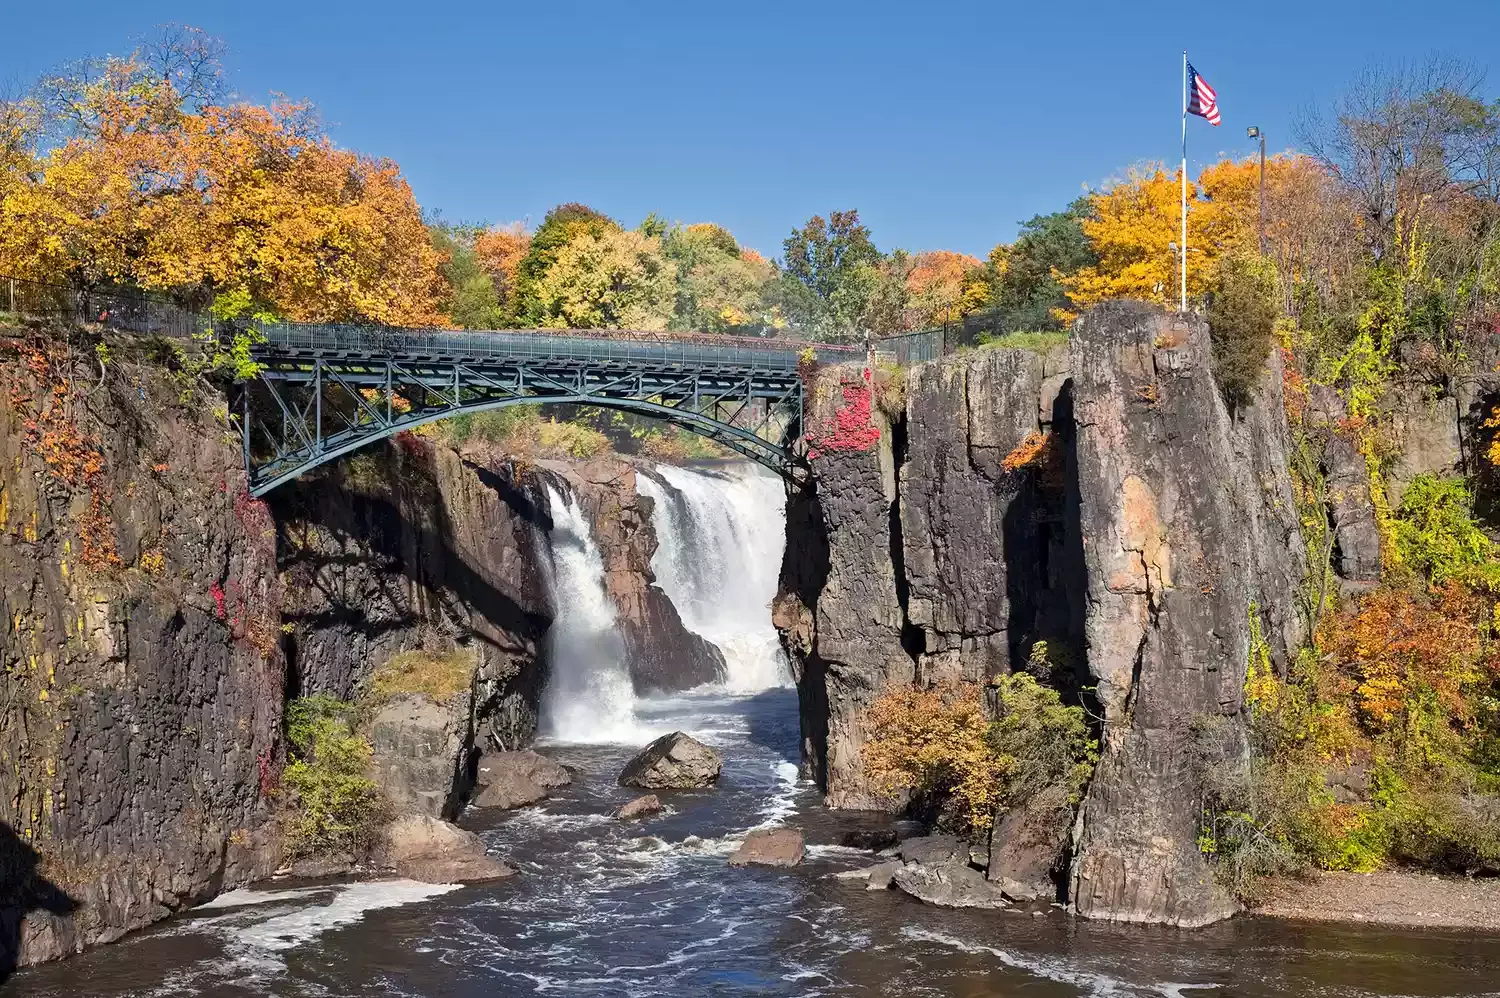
(241, 354, 807, 496)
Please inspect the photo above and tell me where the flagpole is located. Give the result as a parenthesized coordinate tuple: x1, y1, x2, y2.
(1181, 50, 1188, 313)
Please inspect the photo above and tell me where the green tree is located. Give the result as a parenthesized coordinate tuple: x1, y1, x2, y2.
(511, 203, 620, 324)
(531, 227, 676, 330)
(985, 195, 1098, 333)
(663, 223, 775, 333)
(778, 209, 883, 341)
(1206, 253, 1279, 411)
(429, 223, 504, 329)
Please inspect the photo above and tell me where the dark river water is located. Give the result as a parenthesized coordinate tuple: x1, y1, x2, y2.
(12, 689, 1500, 998)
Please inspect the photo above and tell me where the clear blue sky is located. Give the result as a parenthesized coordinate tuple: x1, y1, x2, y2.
(8, 1, 1499, 258)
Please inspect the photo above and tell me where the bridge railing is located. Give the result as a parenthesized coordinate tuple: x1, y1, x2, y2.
(257, 323, 862, 371)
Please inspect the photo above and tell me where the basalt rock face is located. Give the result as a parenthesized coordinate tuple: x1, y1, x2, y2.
(777, 303, 1307, 928)
(1065, 302, 1303, 927)
(271, 442, 554, 752)
(545, 459, 725, 693)
(0, 354, 284, 971)
(776, 355, 1081, 809)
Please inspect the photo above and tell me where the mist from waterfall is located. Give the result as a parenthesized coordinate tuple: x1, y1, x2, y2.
(538, 484, 646, 744)
(636, 463, 791, 692)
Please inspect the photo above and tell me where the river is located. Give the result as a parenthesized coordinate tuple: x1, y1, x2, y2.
(9, 464, 1500, 997)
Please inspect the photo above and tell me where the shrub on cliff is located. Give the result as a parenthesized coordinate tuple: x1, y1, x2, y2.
(863, 676, 1095, 834)
(281, 695, 387, 857)
(1206, 254, 1277, 412)
(370, 649, 475, 701)
(1391, 474, 1492, 585)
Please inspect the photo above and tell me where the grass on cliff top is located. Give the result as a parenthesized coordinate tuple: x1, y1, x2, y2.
(974, 330, 1069, 353)
(371, 648, 475, 700)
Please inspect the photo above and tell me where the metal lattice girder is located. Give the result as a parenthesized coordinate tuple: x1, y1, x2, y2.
(242, 325, 861, 496)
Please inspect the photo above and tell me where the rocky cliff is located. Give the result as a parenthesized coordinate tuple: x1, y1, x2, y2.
(776, 303, 1308, 926)
(0, 343, 285, 971)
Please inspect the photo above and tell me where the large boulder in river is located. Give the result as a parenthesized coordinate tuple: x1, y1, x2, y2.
(892, 861, 1011, 909)
(729, 828, 806, 867)
(377, 815, 515, 883)
(986, 796, 1070, 901)
(477, 749, 571, 790)
(616, 794, 664, 820)
(472, 769, 547, 810)
(618, 731, 723, 789)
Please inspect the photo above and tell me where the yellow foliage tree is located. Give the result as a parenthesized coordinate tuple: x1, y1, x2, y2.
(905, 250, 984, 329)
(1, 73, 444, 324)
(531, 228, 677, 330)
(1060, 155, 1348, 320)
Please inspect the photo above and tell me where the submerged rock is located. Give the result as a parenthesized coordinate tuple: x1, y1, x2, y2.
(728, 828, 806, 867)
(618, 731, 723, 789)
(478, 749, 572, 790)
(840, 827, 899, 852)
(891, 861, 1011, 909)
(377, 815, 515, 883)
(616, 794, 664, 820)
(832, 860, 901, 890)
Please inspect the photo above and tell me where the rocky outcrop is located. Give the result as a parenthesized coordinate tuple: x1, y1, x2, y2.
(377, 815, 514, 883)
(891, 860, 1012, 909)
(728, 828, 806, 867)
(0, 349, 285, 970)
(273, 442, 554, 751)
(368, 693, 475, 819)
(546, 459, 725, 693)
(777, 303, 1306, 928)
(1065, 303, 1303, 927)
(618, 732, 723, 789)
(777, 353, 1082, 808)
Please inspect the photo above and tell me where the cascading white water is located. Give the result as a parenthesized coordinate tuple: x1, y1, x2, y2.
(538, 484, 646, 743)
(636, 463, 791, 692)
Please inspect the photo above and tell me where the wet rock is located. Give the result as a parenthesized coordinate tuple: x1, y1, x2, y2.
(841, 827, 899, 852)
(896, 834, 965, 866)
(619, 731, 723, 790)
(477, 749, 571, 790)
(369, 692, 474, 819)
(288, 853, 356, 879)
(831, 860, 900, 890)
(472, 769, 547, 810)
(891, 861, 1011, 909)
(616, 794, 664, 820)
(728, 828, 806, 867)
(377, 815, 515, 883)
(986, 796, 1070, 900)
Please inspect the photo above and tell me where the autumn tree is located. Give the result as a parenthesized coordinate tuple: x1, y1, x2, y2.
(511, 203, 620, 325)
(904, 250, 985, 330)
(530, 227, 676, 330)
(472, 223, 532, 318)
(430, 223, 505, 329)
(662, 223, 776, 333)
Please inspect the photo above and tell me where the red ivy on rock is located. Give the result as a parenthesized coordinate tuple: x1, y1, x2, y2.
(806, 369, 882, 459)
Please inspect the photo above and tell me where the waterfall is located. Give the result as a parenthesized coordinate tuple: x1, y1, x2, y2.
(538, 484, 645, 744)
(636, 463, 791, 692)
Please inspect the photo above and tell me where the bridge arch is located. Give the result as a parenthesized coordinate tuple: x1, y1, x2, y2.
(240, 324, 859, 496)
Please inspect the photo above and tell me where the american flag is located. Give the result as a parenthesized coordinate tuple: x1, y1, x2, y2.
(1187, 62, 1220, 126)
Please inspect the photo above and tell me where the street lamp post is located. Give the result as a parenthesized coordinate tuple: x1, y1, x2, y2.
(1247, 126, 1267, 255)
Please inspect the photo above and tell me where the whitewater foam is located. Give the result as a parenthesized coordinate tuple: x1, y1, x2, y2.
(637, 463, 791, 692)
(539, 483, 651, 744)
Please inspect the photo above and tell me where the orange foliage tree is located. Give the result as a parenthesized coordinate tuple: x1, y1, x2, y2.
(904, 250, 985, 329)
(0, 55, 444, 325)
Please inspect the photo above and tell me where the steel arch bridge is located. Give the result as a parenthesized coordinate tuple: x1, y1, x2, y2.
(238, 323, 862, 496)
